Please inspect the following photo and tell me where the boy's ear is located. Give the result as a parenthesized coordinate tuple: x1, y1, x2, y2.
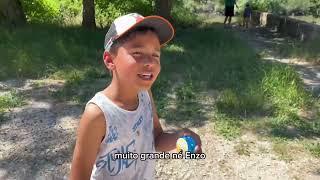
(103, 51, 115, 70)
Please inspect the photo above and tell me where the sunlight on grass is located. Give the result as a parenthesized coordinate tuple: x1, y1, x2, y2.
(50, 66, 109, 103)
(0, 91, 25, 110)
(165, 44, 185, 53)
(0, 91, 26, 123)
(213, 114, 242, 140)
(0, 25, 104, 80)
(305, 142, 320, 158)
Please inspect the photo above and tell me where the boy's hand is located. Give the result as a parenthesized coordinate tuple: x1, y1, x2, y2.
(179, 128, 202, 153)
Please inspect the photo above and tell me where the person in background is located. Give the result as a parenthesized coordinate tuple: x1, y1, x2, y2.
(224, 0, 238, 28)
(243, 3, 252, 29)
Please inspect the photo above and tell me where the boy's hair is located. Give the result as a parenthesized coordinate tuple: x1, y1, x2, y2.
(109, 26, 159, 55)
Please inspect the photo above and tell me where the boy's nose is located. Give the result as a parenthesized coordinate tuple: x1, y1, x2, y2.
(141, 55, 156, 66)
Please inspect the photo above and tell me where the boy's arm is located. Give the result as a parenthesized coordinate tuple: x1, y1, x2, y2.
(148, 90, 202, 153)
(69, 104, 106, 180)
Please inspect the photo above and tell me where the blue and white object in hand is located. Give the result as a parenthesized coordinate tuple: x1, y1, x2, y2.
(176, 135, 196, 153)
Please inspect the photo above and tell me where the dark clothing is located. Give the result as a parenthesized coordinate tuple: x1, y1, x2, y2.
(225, 0, 236, 6)
(243, 7, 252, 17)
(225, 6, 235, 17)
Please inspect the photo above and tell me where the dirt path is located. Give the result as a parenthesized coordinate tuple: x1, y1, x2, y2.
(234, 26, 320, 97)
(1, 27, 320, 180)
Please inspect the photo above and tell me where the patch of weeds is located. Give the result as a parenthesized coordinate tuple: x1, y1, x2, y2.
(175, 80, 196, 102)
(31, 80, 47, 89)
(51, 66, 109, 103)
(234, 140, 251, 156)
(271, 137, 304, 161)
(214, 114, 242, 140)
(305, 142, 320, 158)
(0, 90, 26, 110)
(0, 90, 25, 123)
(216, 88, 268, 118)
(272, 139, 294, 161)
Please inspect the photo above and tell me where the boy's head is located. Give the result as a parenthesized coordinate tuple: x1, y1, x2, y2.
(103, 13, 174, 91)
(246, 3, 250, 7)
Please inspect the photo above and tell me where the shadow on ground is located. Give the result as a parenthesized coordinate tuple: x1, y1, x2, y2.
(0, 81, 81, 179)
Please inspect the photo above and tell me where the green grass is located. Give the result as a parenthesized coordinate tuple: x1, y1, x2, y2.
(1, 21, 319, 157)
(305, 142, 320, 158)
(272, 139, 295, 161)
(214, 116, 242, 140)
(0, 91, 26, 122)
(0, 24, 104, 80)
(50, 66, 109, 103)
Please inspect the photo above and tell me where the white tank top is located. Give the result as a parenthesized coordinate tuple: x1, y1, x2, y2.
(87, 90, 156, 180)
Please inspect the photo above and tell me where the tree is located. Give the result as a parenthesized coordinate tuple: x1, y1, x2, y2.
(0, 0, 26, 25)
(155, 0, 173, 21)
(82, 0, 96, 28)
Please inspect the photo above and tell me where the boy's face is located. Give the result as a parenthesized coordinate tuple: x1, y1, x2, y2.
(111, 31, 161, 91)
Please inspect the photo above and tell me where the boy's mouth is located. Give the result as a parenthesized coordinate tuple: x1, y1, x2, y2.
(137, 73, 153, 81)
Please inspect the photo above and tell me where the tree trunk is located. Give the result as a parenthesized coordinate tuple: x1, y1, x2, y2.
(82, 0, 96, 29)
(0, 0, 26, 25)
(155, 0, 172, 22)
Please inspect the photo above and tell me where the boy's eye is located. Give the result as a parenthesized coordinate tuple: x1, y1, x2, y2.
(152, 54, 160, 58)
(132, 52, 142, 56)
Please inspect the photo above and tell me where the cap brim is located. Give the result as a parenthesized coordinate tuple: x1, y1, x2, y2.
(118, 16, 175, 46)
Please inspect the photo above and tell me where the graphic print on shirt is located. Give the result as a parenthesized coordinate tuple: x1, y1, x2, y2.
(96, 139, 137, 176)
(106, 126, 118, 144)
(132, 116, 143, 132)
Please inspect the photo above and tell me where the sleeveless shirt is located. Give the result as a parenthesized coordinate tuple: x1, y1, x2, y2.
(87, 90, 156, 180)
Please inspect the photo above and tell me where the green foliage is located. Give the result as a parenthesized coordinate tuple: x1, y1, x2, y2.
(261, 65, 310, 118)
(19, 0, 154, 26)
(172, 0, 202, 27)
(176, 80, 196, 102)
(216, 88, 266, 117)
(0, 90, 25, 122)
(95, 0, 153, 28)
(214, 115, 242, 140)
(21, 0, 60, 23)
(0, 25, 103, 80)
(59, 0, 82, 25)
(309, 0, 320, 17)
(0, 90, 25, 110)
(305, 142, 320, 157)
(247, 0, 287, 14)
(285, 0, 312, 14)
(51, 66, 108, 103)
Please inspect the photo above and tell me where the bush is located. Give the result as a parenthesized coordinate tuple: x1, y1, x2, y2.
(21, 0, 60, 24)
(95, 0, 153, 28)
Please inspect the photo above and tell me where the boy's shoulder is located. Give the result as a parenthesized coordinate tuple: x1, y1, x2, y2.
(84, 103, 105, 122)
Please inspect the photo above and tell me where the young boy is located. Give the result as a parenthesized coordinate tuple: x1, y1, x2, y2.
(69, 13, 202, 180)
(243, 3, 252, 28)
